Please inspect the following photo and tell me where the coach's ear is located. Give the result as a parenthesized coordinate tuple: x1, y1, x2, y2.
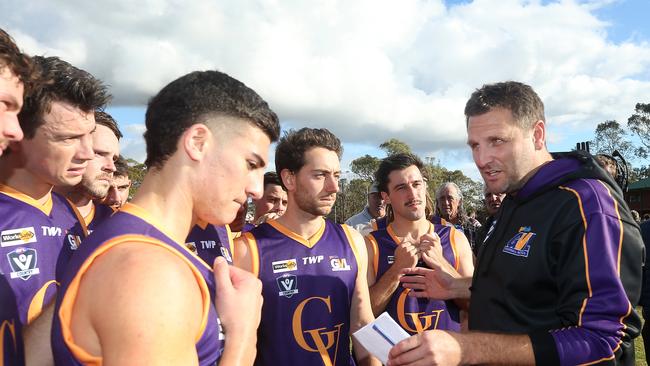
(183, 123, 211, 161)
(280, 168, 296, 192)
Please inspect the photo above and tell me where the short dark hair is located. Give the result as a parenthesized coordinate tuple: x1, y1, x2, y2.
(275, 127, 343, 178)
(464, 81, 545, 130)
(263, 171, 285, 191)
(375, 153, 425, 194)
(0, 28, 39, 95)
(144, 70, 280, 169)
(18, 56, 111, 139)
(113, 156, 129, 178)
(95, 110, 122, 140)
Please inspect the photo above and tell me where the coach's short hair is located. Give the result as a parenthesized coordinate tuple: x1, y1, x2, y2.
(275, 128, 342, 181)
(18, 56, 110, 139)
(464, 81, 545, 130)
(94, 110, 122, 140)
(375, 153, 425, 194)
(144, 70, 280, 169)
(0, 28, 39, 95)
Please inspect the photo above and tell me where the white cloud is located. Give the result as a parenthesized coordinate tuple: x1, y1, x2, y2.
(3, 0, 650, 172)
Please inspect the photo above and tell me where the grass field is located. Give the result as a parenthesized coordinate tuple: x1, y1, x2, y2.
(636, 307, 647, 366)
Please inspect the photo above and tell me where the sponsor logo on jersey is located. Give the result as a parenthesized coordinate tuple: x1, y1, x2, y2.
(1, 227, 37, 247)
(7, 247, 39, 280)
(67, 234, 83, 251)
(272, 258, 298, 273)
(302, 255, 324, 265)
(329, 256, 351, 271)
(220, 246, 232, 263)
(185, 241, 198, 255)
(387, 255, 395, 264)
(502, 226, 536, 258)
(276, 274, 299, 298)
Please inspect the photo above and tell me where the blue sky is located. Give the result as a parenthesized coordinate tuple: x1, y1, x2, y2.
(4, 0, 650, 180)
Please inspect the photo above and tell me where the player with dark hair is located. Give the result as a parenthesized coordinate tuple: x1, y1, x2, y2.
(234, 127, 379, 366)
(102, 156, 131, 208)
(52, 70, 280, 365)
(252, 171, 288, 225)
(366, 153, 473, 334)
(0, 55, 109, 366)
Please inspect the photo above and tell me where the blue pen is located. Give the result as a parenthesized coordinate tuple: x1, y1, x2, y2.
(372, 324, 395, 346)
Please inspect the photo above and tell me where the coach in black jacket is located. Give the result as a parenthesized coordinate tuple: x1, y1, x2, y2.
(388, 81, 643, 366)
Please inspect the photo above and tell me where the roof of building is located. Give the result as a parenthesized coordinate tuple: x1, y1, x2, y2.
(629, 177, 650, 190)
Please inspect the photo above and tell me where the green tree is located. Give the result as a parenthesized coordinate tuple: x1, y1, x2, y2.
(379, 138, 412, 156)
(125, 158, 147, 198)
(628, 102, 650, 158)
(350, 155, 380, 181)
(590, 120, 634, 163)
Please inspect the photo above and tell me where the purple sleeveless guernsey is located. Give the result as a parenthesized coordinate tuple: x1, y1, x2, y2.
(52, 203, 224, 365)
(366, 222, 462, 334)
(371, 216, 388, 231)
(186, 222, 234, 265)
(86, 202, 115, 233)
(245, 219, 360, 366)
(0, 185, 86, 366)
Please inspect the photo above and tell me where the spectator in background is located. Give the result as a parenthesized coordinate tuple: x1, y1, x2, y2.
(345, 181, 386, 233)
(431, 182, 477, 249)
(631, 210, 641, 224)
(595, 154, 618, 179)
(475, 188, 506, 255)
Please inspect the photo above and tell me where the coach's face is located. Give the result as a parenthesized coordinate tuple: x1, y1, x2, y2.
(0, 66, 24, 155)
(467, 107, 540, 194)
(20, 101, 95, 187)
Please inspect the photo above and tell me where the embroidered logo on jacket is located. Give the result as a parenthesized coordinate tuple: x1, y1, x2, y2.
(502, 226, 536, 258)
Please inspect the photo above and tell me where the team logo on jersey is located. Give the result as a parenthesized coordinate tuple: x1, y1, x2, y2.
(220, 247, 232, 263)
(329, 256, 351, 271)
(292, 296, 344, 365)
(185, 241, 198, 255)
(502, 226, 536, 258)
(272, 258, 298, 273)
(67, 234, 83, 251)
(6, 247, 39, 280)
(276, 274, 299, 298)
(1, 227, 37, 247)
(387, 255, 395, 264)
(396, 289, 445, 333)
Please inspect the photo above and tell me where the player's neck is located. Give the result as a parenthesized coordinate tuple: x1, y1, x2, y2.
(390, 216, 430, 240)
(130, 168, 194, 245)
(0, 156, 53, 203)
(55, 186, 94, 216)
(275, 206, 324, 239)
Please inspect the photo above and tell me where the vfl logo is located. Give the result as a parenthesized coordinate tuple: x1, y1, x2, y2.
(7, 248, 40, 280)
(1, 227, 37, 247)
(272, 258, 298, 273)
(502, 226, 536, 258)
(396, 289, 444, 333)
(329, 256, 351, 272)
(292, 296, 344, 365)
(220, 247, 232, 263)
(277, 274, 299, 298)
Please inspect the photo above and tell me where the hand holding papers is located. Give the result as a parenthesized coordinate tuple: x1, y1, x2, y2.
(352, 312, 410, 364)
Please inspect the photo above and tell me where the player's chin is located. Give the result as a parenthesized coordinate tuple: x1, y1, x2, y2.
(58, 175, 83, 187)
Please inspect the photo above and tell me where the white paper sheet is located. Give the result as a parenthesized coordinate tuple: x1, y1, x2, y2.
(352, 312, 411, 364)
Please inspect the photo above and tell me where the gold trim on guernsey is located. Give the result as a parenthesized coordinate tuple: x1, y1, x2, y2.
(268, 218, 326, 248)
(448, 227, 461, 271)
(365, 234, 380, 278)
(242, 232, 260, 277)
(65, 198, 89, 238)
(27, 280, 58, 324)
(386, 222, 434, 247)
(0, 184, 53, 215)
(342, 224, 362, 271)
(58, 234, 212, 365)
(84, 204, 96, 226)
(0, 319, 17, 366)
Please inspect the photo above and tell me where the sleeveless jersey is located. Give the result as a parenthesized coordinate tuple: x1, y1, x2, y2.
(52, 203, 224, 366)
(186, 222, 234, 265)
(367, 222, 462, 334)
(0, 185, 86, 366)
(245, 219, 360, 366)
(371, 216, 388, 231)
(86, 202, 115, 233)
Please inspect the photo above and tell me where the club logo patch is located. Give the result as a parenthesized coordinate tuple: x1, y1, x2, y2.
(185, 241, 198, 255)
(503, 226, 536, 258)
(7, 247, 39, 280)
(1, 227, 37, 247)
(277, 274, 299, 298)
(330, 256, 351, 271)
(272, 259, 297, 273)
